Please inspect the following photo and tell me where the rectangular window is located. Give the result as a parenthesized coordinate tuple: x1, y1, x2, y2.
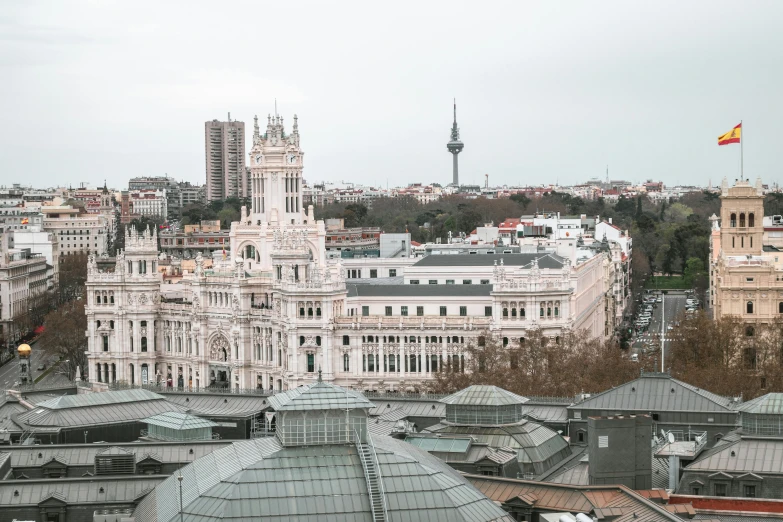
(446, 280, 455, 285)
(460, 306, 467, 317)
(692, 487, 700, 496)
(370, 269, 378, 278)
(401, 306, 408, 316)
(362, 306, 369, 316)
(714, 484, 727, 497)
(463, 280, 472, 285)
(385, 306, 392, 316)
(410, 280, 419, 285)
(440, 306, 447, 316)
(103, 336, 109, 351)
(389, 269, 397, 277)
(744, 485, 756, 498)
(307, 353, 315, 373)
(342, 335, 349, 346)
(746, 277, 754, 282)
(417, 306, 424, 316)
(481, 279, 490, 284)
(485, 306, 492, 317)
(429, 280, 437, 285)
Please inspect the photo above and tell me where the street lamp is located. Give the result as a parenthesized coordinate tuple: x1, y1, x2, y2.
(178, 472, 184, 522)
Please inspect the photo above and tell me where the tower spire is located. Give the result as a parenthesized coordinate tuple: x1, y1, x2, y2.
(253, 114, 259, 139)
(446, 98, 464, 187)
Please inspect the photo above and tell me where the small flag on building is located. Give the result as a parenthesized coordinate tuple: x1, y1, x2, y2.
(21, 218, 28, 224)
(718, 123, 741, 146)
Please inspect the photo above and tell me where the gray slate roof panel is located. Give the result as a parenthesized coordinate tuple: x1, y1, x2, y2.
(569, 374, 735, 412)
(143, 411, 218, 430)
(36, 389, 165, 409)
(347, 283, 493, 298)
(685, 437, 783, 473)
(412, 253, 565, 269)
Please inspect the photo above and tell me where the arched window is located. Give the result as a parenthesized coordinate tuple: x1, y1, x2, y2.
(343, 353, 350, 372)
(779, 302, 783, 314)
(520, 308, 526, 318)
(299, 336, 305, 346)
(730, 213, 737, 227)
(502, 308, 508, 318)
(747, 301, 754, 314)
(749, 213, 755, 227)
(740, 213, 746, 227)
(503, 337, 509, 347)
(307, 307, 313, 317)
(746, 325, 755, 337)
(511, 308, 517, 317)
(316, 336, 321, 346)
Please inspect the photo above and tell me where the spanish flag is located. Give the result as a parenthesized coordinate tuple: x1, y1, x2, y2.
(718, 123, 741, 146)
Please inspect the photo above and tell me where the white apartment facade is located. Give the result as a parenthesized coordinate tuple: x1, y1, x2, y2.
(0, 233, 48, 344)
(85, 115, 614, 392)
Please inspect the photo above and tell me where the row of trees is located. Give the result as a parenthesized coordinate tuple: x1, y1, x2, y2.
(429, 329, 643, 398)
(429, 313, 783, 401)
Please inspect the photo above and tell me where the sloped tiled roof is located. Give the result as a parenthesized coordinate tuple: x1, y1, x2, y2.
(268, 381, 375, 412)
(441, 386, 529, 406)
(569, 373, 735, 412)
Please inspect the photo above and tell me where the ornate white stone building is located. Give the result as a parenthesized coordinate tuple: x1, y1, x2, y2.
(85, 114, 612, 392)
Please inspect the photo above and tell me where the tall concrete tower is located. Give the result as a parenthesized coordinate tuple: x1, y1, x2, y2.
(446, 99, 464, 186)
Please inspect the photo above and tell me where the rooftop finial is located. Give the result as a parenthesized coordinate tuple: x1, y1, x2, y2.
(317, 366, 322, 382)
(453, 97, 457, 124)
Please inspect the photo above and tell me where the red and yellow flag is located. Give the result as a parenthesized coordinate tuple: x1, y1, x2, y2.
(718, 123, 741, 146)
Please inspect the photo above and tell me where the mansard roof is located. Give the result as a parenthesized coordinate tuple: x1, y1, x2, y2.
(347, 284, 493, 298)
(412, 253, 565, 269)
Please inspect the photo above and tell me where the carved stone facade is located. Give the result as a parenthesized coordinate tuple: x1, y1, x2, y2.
(85, 115, 611, 392)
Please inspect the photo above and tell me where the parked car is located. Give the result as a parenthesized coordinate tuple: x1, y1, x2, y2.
(37, 364, 46, 371)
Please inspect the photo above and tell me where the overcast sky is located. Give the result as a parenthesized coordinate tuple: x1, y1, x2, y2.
(2, 0, 782, 190)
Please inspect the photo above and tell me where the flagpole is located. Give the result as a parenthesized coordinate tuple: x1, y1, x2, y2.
(741, 120, 744, 181)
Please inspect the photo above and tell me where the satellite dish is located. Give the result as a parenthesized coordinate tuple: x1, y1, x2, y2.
(667, 432, 675, 444)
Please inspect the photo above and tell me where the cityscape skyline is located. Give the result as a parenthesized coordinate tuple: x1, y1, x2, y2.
(2, 1, 782, 189)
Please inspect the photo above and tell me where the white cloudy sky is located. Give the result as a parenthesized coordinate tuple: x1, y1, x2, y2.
(1, 0, 782, 189)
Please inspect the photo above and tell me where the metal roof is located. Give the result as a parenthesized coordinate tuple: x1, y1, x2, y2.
(143, 412, 218, 430)
(405, 436, 472, 453)
(16, 396, 186, 428)
(569, 373, 735, 412)
(347, 283, 493, 297)
(0, 476, 164, 506)
(424, 420, 570, 471)
(4, 441, 232, 468)
(368, 400, 444, 418)
(684, 436, 783, 474)
(268, 381, 375, 412)
(412, 253, 565, 269)
(36, 389, 165, 409)
(736, 393, 783, 414)
(441, 386, 529, 406)
(134, 436, 514, 522)
(161, 394, 270, 418)
(520, 404, 568, 423)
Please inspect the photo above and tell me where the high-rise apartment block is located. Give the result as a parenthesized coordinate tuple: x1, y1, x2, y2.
(205, 117, 246, 202)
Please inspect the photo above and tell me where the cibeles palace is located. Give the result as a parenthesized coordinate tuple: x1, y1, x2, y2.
(85, 115, 615, 392)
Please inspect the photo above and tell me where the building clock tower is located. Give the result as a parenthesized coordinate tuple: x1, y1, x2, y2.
(249, 113, 304, 225)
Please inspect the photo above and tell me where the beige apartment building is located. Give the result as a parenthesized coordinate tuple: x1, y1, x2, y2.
(710, 178, 783, 324)
(205, 117, 246, 202)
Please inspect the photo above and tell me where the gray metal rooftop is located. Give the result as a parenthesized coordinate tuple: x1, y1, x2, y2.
(569, 373, 735, 412)
(347, 283, 493, 297)
(143, 412, 218, 430)
(685, 436, 783, 474)
(134, 436, 514, 522)
(441, 386, 530, 407)
(36, 389, 165, 409)
(736, 393, 783, 414)
(0, 476, 163, 507)
(268, 381, 376, 412)
(412, 253, 565, 269)
(161, 394, 271, 418)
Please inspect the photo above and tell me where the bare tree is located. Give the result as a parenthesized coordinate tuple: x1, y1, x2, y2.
(38, 298, 88, 381)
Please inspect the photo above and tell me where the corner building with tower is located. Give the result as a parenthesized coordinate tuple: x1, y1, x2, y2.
(85, 114, 610, 392)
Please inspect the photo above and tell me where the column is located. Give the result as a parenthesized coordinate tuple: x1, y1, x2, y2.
(398, 338, 403, 376)
(419, 338, 425, 376)
(379, 337, 385, 376)
(353, 342, 359, 377)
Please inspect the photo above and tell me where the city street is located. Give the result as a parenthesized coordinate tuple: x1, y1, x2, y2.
(0, 345, 64, 389)
(633, 292, 688, 369)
